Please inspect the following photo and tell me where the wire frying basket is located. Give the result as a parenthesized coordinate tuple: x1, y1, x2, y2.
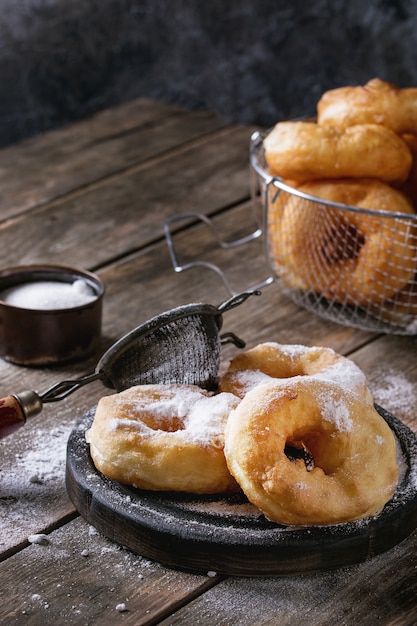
(250, 130, 417, 335)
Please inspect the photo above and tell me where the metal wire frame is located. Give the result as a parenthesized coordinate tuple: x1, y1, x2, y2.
(250, 130, 417, 335)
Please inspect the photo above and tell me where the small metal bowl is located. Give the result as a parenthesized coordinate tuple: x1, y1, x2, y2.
(0, 265, 104, 366)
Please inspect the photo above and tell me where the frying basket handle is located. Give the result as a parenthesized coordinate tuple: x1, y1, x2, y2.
(164, 211, 273, 296)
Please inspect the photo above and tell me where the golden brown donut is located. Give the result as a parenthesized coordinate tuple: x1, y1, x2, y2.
(219, 342, 373, 404)
(224, 378, 399, 526)
(317, 77, 417, 134)
(263, 120, 412, 184)
(268, 179, 417, 305)
(86, 383, 241, 494)
(369, 276, 417, 327)
(400, 133, 417, 207)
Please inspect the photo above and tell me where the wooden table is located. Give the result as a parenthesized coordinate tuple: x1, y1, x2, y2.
(0, 97, 416, 626)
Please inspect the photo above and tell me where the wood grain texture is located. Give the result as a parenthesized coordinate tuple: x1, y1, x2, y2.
(351, 335, 417, 432)
(0, 516, 219, 625)
(0, 203, 373, 557)
(96, 202, 376, 354)
(157, 529, 417, 626)
(0, 98, 229, 221)
(1, 97, 417, 625)
(0, 126, 254, 268)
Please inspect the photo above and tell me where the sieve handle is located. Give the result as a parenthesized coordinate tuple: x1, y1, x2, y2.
(217, 290, 261, 314)
(40, 372, 103, 403)
(0, 391, 43, 438)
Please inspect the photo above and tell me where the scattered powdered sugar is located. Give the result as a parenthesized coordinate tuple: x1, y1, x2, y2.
(272, 343, 307, 358)
(108, 385, 240, 445)
(318, 391, 353, 432)
(185, 392, 240, 444)
(373, 369, 417, 417)
(225, 369, 273, 395)
(141, 391, 198, 423)
(313, 358, 368, 398)
(293, 482, 308, 490)
(88, 525, 100, 537)
(31, 594, 42, 602)
(1, 279, 96, 310)
(11, 424, 70, 481)
(109, 385, 205, 429)
(0, 421, 73, 549)
(233, 343, 370, 401)
(28, 533, 49, 545)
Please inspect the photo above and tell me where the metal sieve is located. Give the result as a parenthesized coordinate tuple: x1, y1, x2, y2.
(0, 291, 259, 437)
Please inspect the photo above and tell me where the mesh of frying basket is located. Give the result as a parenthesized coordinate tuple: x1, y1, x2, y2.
(250, 130, 417, 335)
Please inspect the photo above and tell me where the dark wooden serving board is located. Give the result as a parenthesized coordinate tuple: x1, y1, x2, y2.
(66, 405, 417, 576)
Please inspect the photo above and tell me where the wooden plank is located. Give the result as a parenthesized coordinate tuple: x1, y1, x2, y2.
(157, 527, 417, 625)
(0, 98, 230, 221)
(1, 200, 415, 624)
(97, 201, 376, 353)
(350, 335, 417, 432)
(0, 516, 220, 626)
(0, 203, 374, 557)
(0, 125, 255, 268)
(0, 368, 108, 556)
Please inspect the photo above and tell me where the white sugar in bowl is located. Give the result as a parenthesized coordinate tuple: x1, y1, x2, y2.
(0, 265, 104, 365)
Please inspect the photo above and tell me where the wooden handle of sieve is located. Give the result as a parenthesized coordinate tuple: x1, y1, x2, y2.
(0, 391, 43, 438)
(0, 395, 27, 438)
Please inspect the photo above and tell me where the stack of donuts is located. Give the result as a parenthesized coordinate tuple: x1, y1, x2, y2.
(86, 341, 399, 527)
(263, 78, 417, 320)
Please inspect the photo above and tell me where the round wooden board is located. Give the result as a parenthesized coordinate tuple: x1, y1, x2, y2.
(66, 405, 417, 576)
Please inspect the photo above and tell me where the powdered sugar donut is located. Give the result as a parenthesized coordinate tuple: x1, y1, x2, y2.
(224, 378, 399, 525)
(86, 384, 240, 494)
(218, 342, 373, 404)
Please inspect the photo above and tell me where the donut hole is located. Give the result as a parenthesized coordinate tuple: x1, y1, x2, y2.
(284, 440, 314, 471)
(322, 220, 365, 263)
(285, 430, 341, 476)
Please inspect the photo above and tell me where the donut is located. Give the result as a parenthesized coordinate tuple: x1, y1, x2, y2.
(317, 77, 417, 134)
(400, 133, 417, 207)
(263, 120, 412, 184)
(369, 276, 417, 327)
(268, 179, 417, 305)
(224, 378, 399, 526)
(218, 342, 373, 404)
(86, 383, 241, 494)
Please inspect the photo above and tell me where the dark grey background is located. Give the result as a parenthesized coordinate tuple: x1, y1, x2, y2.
(1, 0, 416, 147)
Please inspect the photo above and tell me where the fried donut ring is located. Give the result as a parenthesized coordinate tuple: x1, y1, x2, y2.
(268, 179, 417, 305)
(219, 342, 373, 404)
(86, 383, 240, 494)
(317, 78, 417, 134)
(224, 378, 399, 526)
(369, 276, 417, 326)
(400, 133, 417, 208)
(263, 120, 412, 184)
